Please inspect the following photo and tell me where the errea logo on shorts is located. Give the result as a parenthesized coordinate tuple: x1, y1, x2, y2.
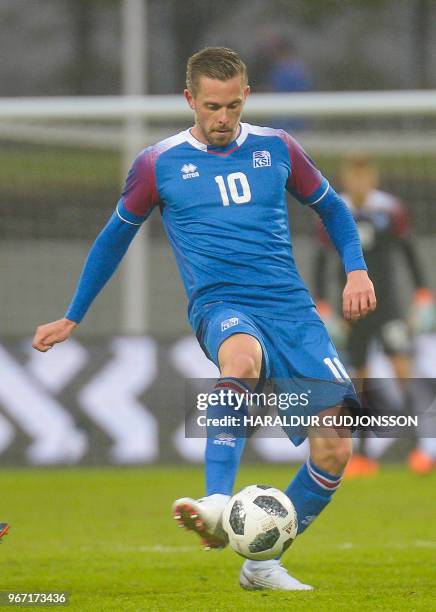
(181, 163, 199, 179)
(253, 150, 271, 168)
(221, 317, 239, 332)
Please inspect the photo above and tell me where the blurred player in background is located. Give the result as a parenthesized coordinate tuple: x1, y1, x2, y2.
(32, 48, 376, 591)
(252, 35, 311, 132)
(263, 37, 311, 94)
(0, 523, 10, 542)
(314, 155, 435, 476)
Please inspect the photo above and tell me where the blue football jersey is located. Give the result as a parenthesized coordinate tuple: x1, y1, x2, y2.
(119, 123, 330, 331)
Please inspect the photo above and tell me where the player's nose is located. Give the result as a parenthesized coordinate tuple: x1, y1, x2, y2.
(217, 110, 229, 124)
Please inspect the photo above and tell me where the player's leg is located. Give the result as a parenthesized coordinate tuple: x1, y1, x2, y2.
(285, 408, 352, 535)
(205, 333, 262, 496)
(344, 319, 379, 478)
(388, 345, 435, 474)
(173, 308, 266, 549)
(242, 409, 352, 592)
(240, 317, 351, 591)
(261, 319, 356, 538)
(379, 319, 430, 473)
(174, 333, 262, 548)
(409, 378, 436, 474)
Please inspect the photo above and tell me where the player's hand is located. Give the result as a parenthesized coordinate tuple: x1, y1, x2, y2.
(342, 270, 376, 322)
(32, 318, 78, 352)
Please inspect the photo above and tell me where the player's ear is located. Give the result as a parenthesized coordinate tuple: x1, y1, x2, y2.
(184, 88, 195, 110)
(243, 85, 250, 102)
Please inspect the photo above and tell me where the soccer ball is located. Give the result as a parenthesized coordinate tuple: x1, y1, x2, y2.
(222, 485, 298, 560)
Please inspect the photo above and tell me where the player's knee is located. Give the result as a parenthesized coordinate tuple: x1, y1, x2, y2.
(333, 438, 353, 470)
(310, 437, 352, 475)
(219, 334, 263, 384)
(221, 352, 261, 382)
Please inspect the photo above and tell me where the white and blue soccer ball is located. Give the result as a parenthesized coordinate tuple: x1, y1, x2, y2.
(222, 485, 298, 560)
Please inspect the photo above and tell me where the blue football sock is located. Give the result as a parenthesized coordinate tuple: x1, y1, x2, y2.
(285, 459, 343, 535)
(205, 377, 251, 496)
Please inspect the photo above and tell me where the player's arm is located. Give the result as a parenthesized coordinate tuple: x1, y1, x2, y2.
(32, 207, 143, 352)
(312, 189, 376, 321)
(311, 221, 347, 346)
(400, 239, 427, 287)
(392, 202, 429, 289)
(401, 239, 435, 332)
(32, 151, 158, 352)
(314, 233, 328, 303)
(281, 131, 376, 321)
(314, 245, 349, 348)
(399, 237, 434, 325)
(313, 219, 332, 311)
(392, 203, 435, 331)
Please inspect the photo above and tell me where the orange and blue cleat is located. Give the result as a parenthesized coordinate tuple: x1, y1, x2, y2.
(344, 454, 379, 479)
(408, 449, 434, 475)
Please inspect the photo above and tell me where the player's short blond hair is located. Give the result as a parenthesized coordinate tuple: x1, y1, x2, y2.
(186, 47, 248, 96)
(340, 154, 377, 173)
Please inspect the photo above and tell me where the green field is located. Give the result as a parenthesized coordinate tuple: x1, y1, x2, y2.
(1, 466, 435, 611)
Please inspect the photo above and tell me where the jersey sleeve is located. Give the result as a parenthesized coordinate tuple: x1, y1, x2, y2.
(278, 131, 329, 205)
(64, 147, 161, 323)
(65, 209, 141, 323)
(312, 186, 367, 274)
(118, 147, 161, 220)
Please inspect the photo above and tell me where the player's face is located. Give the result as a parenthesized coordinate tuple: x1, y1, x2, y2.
(185, 75, 250, 147)
(341, 167, 378, 205)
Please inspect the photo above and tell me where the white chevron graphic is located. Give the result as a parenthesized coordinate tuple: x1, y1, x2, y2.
(170, 336, 218, 462)
(25, 337, 88, 393)
(0, 412, 14, 455)
(78, 337, 158, 463)
(0, 344, 87, 464)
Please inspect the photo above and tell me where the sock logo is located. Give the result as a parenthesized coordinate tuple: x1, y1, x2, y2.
(301, 514, 317, 527)
(213, 432, 236, 448)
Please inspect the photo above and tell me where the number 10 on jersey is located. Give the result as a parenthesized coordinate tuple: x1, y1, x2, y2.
(215, 172, 252, 206)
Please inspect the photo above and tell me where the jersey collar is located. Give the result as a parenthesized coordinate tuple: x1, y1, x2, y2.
(186, 122, 249, 154)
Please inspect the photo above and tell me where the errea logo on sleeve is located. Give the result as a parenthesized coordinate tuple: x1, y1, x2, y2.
(253, 150, 271, 168)
(181, 163, 200, 179)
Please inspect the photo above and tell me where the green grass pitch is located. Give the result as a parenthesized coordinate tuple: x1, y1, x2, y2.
(1, 465, 435, 611)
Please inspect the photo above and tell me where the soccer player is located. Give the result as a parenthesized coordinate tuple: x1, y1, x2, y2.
(32, 48, 376, 591)
(0, 523, 10, 542)
(314, 155, 435, 476)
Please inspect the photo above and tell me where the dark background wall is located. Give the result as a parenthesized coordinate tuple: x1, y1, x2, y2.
(0, 0, 435, 97)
